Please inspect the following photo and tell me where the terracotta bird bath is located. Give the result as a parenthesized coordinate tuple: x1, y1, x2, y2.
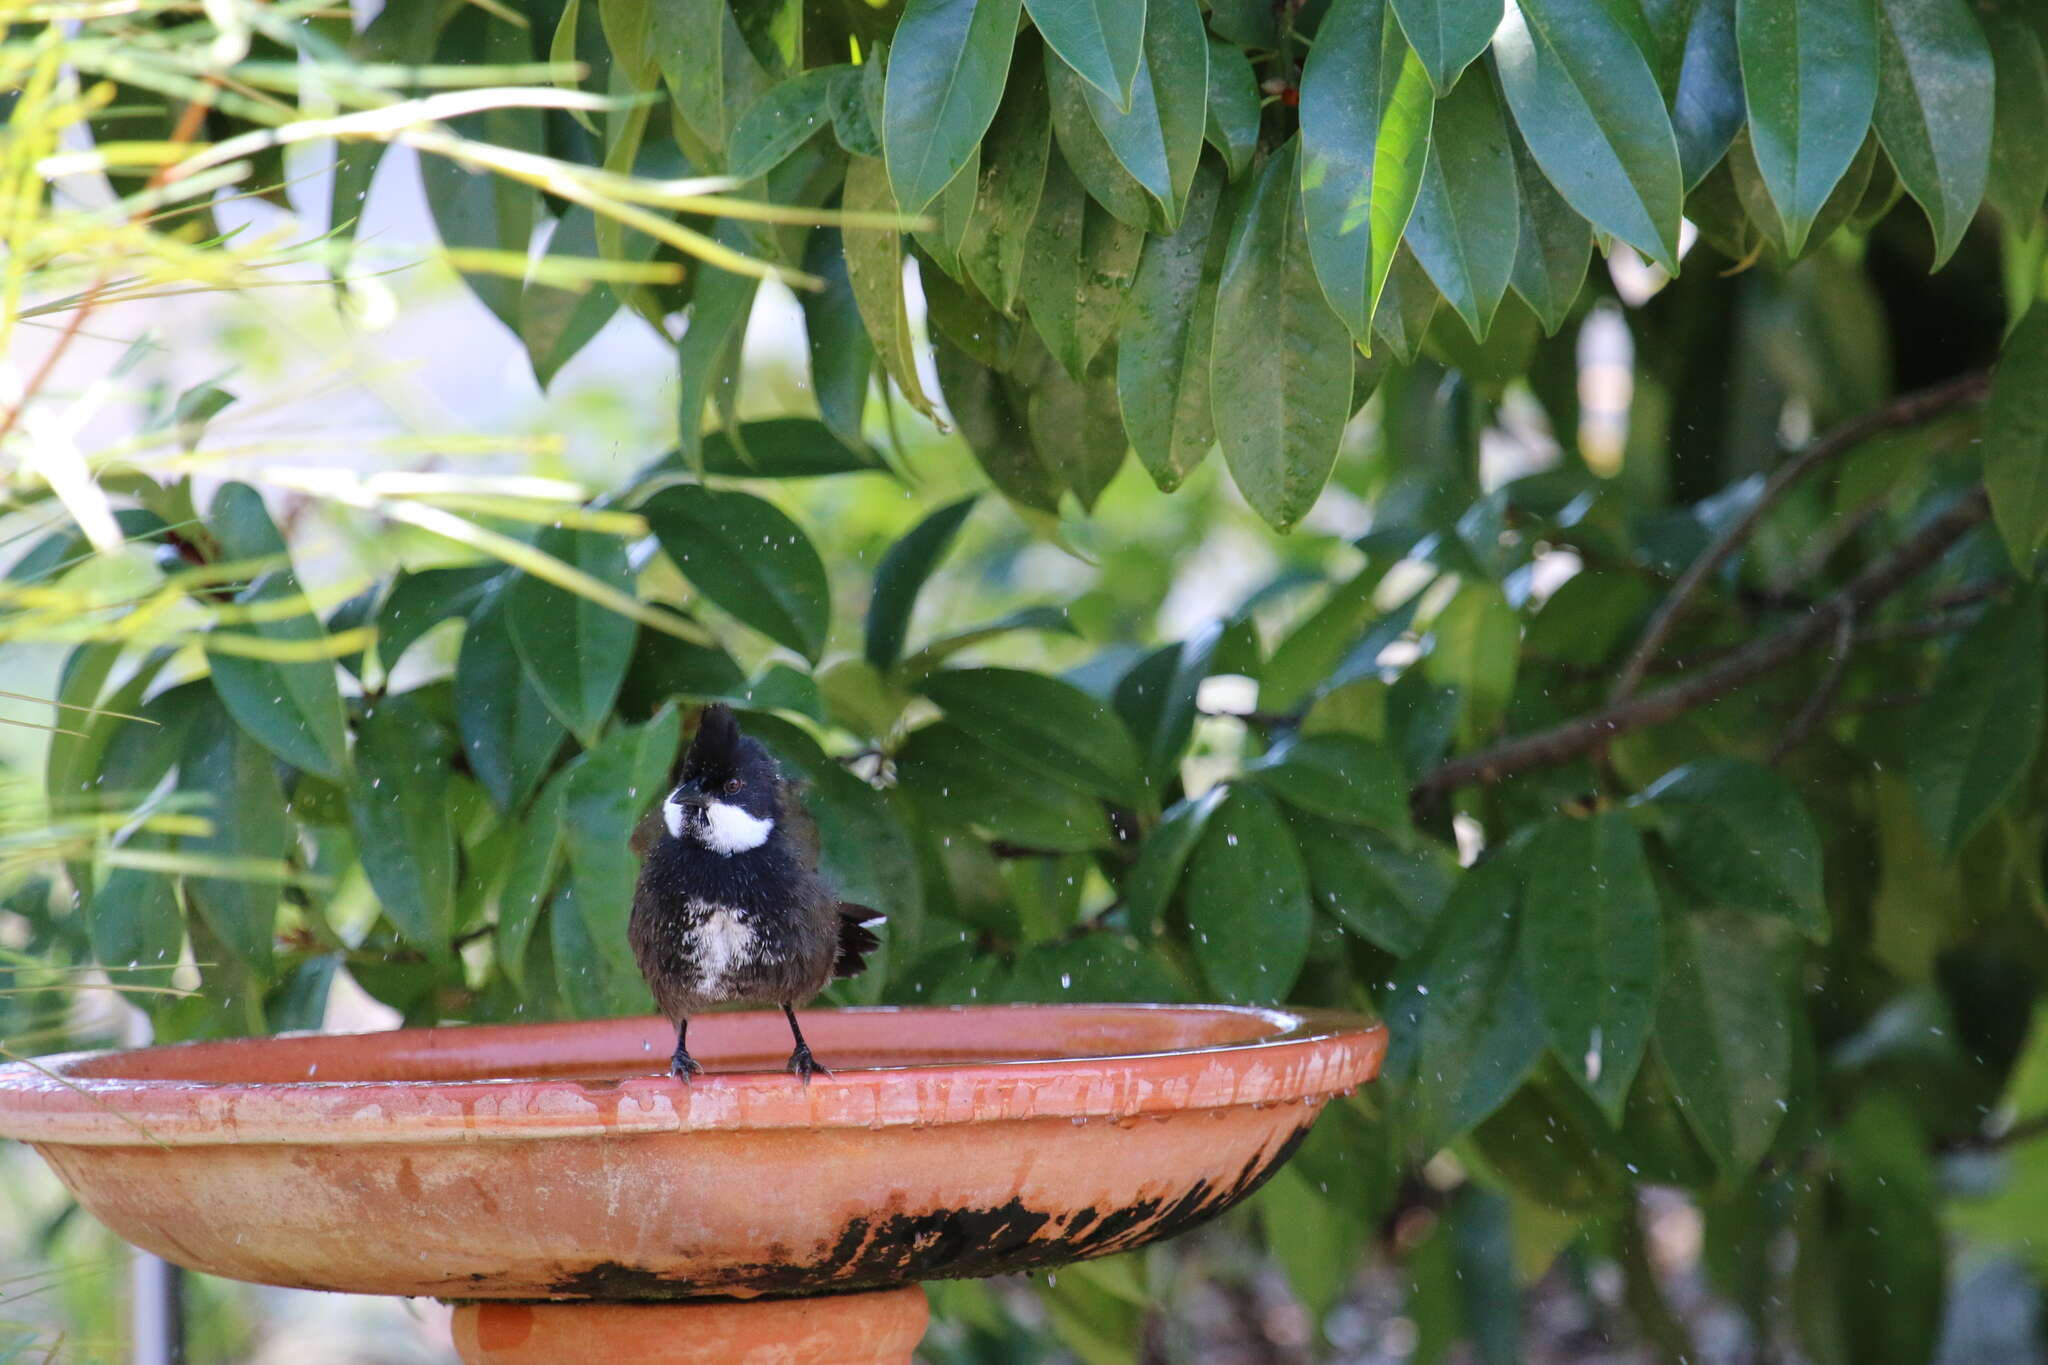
(0, 1004, 1384, 1362)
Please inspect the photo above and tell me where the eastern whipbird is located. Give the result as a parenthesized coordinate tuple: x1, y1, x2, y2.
(629, 705, 883, 1082)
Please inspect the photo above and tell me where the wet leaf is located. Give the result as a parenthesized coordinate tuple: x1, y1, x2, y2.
(1871, 0, 1993, 266)
(1736, 0, 1879, 256)
(867, 496, 979, 670)
(1185, 786, 1313, 1002)
(1246, 732, 1410, 832)
(883, 0, 1023, 212)
(1403, 64, 1519, 335)
(843, 155, 939, 421)
(1123, 786, 1228, 937)
(1118, 160, 1227, 491)
(642, 485, 832, 662)
(1657, 909, 1796, 1174)
(1638, 758, 1828, 940)
(895, 721, 1111, 850)
(1985, 304, 2048, 574)
(348, 693, 458, 963)
(1296, 816, 1454, 955)
(1903, 592, 2045, 855)
(457, 592, 568, 814)
(920, 666, 1143, 801)
(504, 528, 637, 744)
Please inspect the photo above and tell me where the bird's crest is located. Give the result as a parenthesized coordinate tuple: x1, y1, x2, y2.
(685, 704, 741, 777)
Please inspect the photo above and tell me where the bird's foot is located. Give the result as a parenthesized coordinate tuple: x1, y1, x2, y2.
(786, 1044, 830, 1085)
(670, 1048, 705, 1081)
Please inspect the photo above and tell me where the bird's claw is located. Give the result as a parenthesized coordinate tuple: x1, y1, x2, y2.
(670, 1049, 705, 1081)
(786, 1045, 829, 1085)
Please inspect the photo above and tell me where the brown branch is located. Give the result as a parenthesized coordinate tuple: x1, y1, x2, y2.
(1767, 610, 1855, 764)
(1416, 487, 1990, 804)
(1608, 371, 1991, 705)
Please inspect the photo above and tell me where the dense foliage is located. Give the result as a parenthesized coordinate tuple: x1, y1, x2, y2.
(9, 0, 2048, 1359)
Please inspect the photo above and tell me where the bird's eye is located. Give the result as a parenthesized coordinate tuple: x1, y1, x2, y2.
(723, 778, 744, 796)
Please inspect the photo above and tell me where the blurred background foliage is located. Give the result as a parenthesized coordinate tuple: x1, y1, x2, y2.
(5, 0, 2048, 1361)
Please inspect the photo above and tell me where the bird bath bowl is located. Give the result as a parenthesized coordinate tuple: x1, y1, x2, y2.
(0, 1004, 1384, 1362)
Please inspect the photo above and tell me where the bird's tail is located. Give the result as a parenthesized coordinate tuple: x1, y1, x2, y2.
(834, 904, 885, 978)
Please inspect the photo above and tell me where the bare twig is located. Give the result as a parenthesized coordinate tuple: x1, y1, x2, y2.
(1608, 372, 1991, 704)
(1416, 488, 1990, 804)
(1767, 610, 1856, 763)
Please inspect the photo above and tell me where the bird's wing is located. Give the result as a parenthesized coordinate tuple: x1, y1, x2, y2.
(777, 773, 824, 871)
(628, 800, 666, 860)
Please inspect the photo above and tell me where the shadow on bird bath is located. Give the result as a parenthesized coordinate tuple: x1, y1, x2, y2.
(0, 1003, 1383, 1363)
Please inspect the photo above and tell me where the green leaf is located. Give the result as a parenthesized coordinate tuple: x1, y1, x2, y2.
(932, 335, 1065, 514)
(920, 666, 1143, 801)
(673, 249, 759, 470)
(1213, 140, 1358, 530)
(895, 721, 1111, 850)
(1380, 854, 1545, 1151)
(958, 54, 1054, 314)
(1024, 353, 1129, 510)
(1203, 40, 1262, 180)
(1047, 47, 1157, 229)
(1069, 0, 1207, 231)
(1736, 0, 1879, 256)
(1185, 786, 1313, 1002)
(1025, 0, 1145, 107)
(1403, 64, 1519, 335)
(828, 60, 884, 158)
(1020, 155, 1145, 380)
(1520, 813, 1664, 1117)
(92, 837, 184, 981)
(1372, 241, 1442, 361)
(1296, 817, 1453, 955)
(347, 694, 458, 962)
(641, 485, 832, 662)
(883, 0, 1024, 212)
(503, 528, 637, 744)
(1246, 732, 1410, 832)
(799, 229, 877, 449)
(726, 67, 839, 181)
(517, 209, 621, 388)
(653, 0, 769, 170)
(1118, 160, 1227, 491)
(1985, 7, 2048, 228)
(1903, 592, 2046, 854)
(1656, 909, 1795, 1175)
(457, 593, 568, 814)
(562, 707, 681, 984)
(496, 781, 565, 995)
(1112, 619, 1231, 785)
(376, 565, 499, 673)
(1422, 582, 1519, 743)
(843, 155, 940, 421)
(1637, 758, 1828, 940)
(867, 496, 979, 670)
(177, 691, 285, 978)
(1123, 786, 1227, 937)
(203, 485, 348, 780)
(1989, 305, 2048, 573)
(1871, 0, 1993, 266)
(1391, 0, 1503, 94)
(637, 419, 891, 484)
(1494, 0, 1685, 270)
(1300, 0, 1435, 343)
(1672, 0, 1745, 191)
(913, 142, 981, 278)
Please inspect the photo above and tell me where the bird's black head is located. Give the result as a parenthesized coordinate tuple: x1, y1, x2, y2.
(661, 705, 783, 856)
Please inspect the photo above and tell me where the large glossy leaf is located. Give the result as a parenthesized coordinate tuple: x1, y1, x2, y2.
(1112, 619, 1236, 785)
(1506, 128, 1592, 334)
(637, 420, 891, 484)
(1391, 0, 1503, 94)
(496, 781, 565, 994)
(1246, 732, 1410, 832)
(673, 245, 758, 470)
(1985, 8, 2048, 228)
(92, 835, 184, 982)
(1423, 582, 1519, 743)
(1871, 0, 1993, 267)
(1519, 813, 1664, 1117)
(503, 528, 637, 744)
(347, 694, 457, 963)
(1185, 786, 1313, 1003)
(177, 691, 285, 978)
(1203, 40, 1262, 180)
(456, 593, 567, 814)
(1736, 0, 1879, 256)
(203, 485, 349, 781)
(1118, 161, 1227, 491)
(799, 229, 875, 449)
(866, 496, 978, 670)
(920, 667, 1142, 801)
(641, 485, 832, 662)
(1025, 0, 1145, 107)
(562, 707, 681, 984)
(726, 67, 840, 181)
(1295, 817, 1453, 955)
(376, 565, 500, 673)
(1300, 0, 1435, 343)
(1071, 0, 1207, 231)
(1123, 786, 1227, 937)
(654, 0, 768, 165)
(1672, 0, 1745, 190)
(1024, 352, 1129, 510)
(842, 155, 939, 421)
(517, 209, 623, 388)
(959, 54, 1054, 313)
(1379, 855, 1545, 1152)
(1903, 593, 2046, 855)
(883, 0, 1024, 212)
(895, 721, 1111, 850)
(1213, 140, 1357, 530)
(1987, 304, 2048, 573)
(1047, 48, 1159, 229)
(1657, 910, 1795, 1175)
(1494, 0, 1685, 270)
(1638, 759, 1828, 940)
(933, 335, 1065, 514)
(1403, 65, 1519, 335)
(1020, 156, 1146, 379)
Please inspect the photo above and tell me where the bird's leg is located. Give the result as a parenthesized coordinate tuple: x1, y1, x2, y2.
(782, 1005, 829, 1084)
(670, 1019, 704, 1080)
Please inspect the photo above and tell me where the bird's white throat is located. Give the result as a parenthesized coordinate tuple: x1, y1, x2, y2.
(661, 795, 775, 855)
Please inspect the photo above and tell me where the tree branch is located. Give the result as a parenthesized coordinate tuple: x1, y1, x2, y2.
(1767, 609, 1855, 764)
(1607, 371, 1991, 704)
(1415, 487, 1990, 804)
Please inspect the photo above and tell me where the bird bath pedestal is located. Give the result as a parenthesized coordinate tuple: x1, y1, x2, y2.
(0, 1005, 1383, 1363)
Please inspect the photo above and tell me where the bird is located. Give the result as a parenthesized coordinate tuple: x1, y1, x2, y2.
(628, 704, 883, 1082)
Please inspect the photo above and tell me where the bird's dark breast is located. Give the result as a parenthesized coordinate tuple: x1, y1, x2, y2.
(629, 840, 832, 1016)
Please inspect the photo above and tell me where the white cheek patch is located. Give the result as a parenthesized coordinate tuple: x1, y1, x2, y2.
(662, 794, 687, 840)
(697, 801, 774, 855)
